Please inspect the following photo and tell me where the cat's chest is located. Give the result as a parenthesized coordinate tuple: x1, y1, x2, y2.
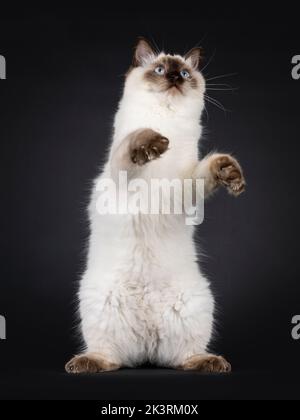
(115, 102, 200, 143)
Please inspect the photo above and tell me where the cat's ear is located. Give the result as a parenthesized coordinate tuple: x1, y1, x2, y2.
(133, 38, 156, 67)
(185, 47, 203, 70)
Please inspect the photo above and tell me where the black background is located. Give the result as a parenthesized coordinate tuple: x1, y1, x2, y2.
(1, 4, 300, 400)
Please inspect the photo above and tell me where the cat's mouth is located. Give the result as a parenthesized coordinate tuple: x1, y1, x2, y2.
(167, 84, 183, 94)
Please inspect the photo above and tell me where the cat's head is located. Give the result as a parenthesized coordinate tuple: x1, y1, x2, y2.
(126, 38, 205, 100)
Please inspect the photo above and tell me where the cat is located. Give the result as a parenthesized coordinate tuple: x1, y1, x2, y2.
(65, 38, 245, 374)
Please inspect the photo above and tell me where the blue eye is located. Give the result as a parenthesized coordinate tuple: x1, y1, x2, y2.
(181, 70, 190, 79)
(155, 66, 165, 75)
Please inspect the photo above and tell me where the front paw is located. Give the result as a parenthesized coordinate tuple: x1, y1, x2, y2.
(211, 155, 246, 196)
(130, 129, 169, 166)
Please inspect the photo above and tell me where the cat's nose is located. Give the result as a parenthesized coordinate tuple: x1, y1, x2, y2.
(168, 72, 180, 83)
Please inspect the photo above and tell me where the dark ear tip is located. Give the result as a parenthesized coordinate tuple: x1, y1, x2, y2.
(133, 37, 152, 56)
(135, 36, 151, 46)
(198, 47, 205, 62)
(132, 37, 147, 67)
(133, 37, 156, 67)
(198, 46, 205, 56)
(185, 46, 204, 68)
(187, 46, 204, 57)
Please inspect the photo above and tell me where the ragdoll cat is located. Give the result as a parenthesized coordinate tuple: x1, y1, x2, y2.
(65, 39, 245, 374)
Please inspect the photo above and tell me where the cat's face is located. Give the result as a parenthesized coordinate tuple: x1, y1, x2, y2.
(126, 39, 205, 99)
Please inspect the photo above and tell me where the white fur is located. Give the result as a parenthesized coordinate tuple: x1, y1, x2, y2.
(79, 54, 215, 368)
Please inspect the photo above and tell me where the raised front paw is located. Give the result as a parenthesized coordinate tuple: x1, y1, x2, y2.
(130, 129, 169, 166)
(211, 154, 246, 196)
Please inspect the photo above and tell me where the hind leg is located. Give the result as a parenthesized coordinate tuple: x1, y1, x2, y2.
(180, 354, 231, 373)
(65, 353, 120, 374)
(154, 279, 231, 374)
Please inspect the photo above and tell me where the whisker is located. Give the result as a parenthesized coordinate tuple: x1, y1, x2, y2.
(206, 83, 234, 88)
(207, 87, 238, 92)
(203, 103, 210, 122)
(149, 36, 161, 55)
(206, 72, 238, 82)
(200, 49, 217, 74)
(205, 98, 226, 113)
(209, 96, 228, 111)
(204, 94, 228, 113)
(183, 34, 207, 57)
